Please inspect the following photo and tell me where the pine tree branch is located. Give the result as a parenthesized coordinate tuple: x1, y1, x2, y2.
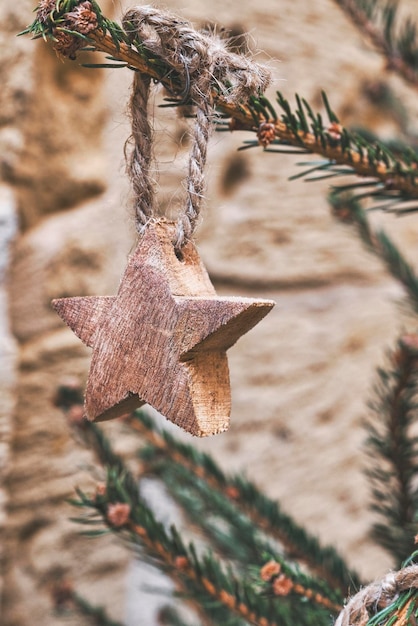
(22, 2, 418, 212)
(53, 380, 340, 626)
(333, 0, 418, 88)
(56, 387, 343, 623)
(150, 456, 266, 567)
(364, 337, 418, 564)
(70, 421, 338, 626)
(330, 193, 418, 313)
(331, 193, 418, 561)
(71, 450, 244, 625)
(367, 588, 418, 626)
(144, 453, 343, 612)
(127, 412, 361, 596)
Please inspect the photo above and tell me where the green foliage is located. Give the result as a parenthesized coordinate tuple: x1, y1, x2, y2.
(365, 338, 418, 564)
(21, 2, 418, 215)
(327, 193, 418, 566)
(68, 418, 340, 626)
(222, 85, 418, 217)
(329, 193, 418, 312)
(334, 0, 418, 85)
(136, 411, 361, 595)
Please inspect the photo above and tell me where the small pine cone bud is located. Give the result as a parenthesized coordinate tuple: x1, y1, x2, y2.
(332, 206, 353, 222)
(133, 525, 147, 537)
(225, 485, 240, 500)
(219, 589, 236, 609)
(260, 560, 281, 581)
(36, 0, 57, 24)
(272, 574, 294, 596)
(238, 602, 249, 616)
(257, 121, 276, 148)
(202, 578, 216, 596)
(107, 502, 131, 527)
(66, 2, 99, 35)
(95, 483, 107, 498)
(174, 556, 189, 570)
(326, 121, 343, 143)
(52, 30, 84, 60)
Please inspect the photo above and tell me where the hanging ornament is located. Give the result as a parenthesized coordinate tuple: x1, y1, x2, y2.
(53, 6, 275, 436)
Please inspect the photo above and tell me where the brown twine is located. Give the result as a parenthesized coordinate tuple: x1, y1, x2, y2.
(127, 72, 155, 228)
(122, 5, 271, 250)
(335, 565, 418, 626)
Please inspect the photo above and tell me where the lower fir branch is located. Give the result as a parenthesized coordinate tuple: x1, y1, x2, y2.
(69, 423, 337, 626)
(330, 192, 418, 313)
(227, 477, 359, 597)
(366, 589, 418, 626)
(55, 383, 358, 600)
(260, 561, 341, 614)
(145, 454, 343, 612)
(128, 411, 361, 596)
(151, 458, 263, 566)
(364, 337, 418, 564)
(333, 0, 418, 89)
(75, 485, 268, 626)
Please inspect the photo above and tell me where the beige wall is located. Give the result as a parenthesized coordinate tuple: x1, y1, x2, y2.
(2, 0, 418, 623)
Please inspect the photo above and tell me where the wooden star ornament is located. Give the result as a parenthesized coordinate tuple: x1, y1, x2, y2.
(52, 222, 275, 436)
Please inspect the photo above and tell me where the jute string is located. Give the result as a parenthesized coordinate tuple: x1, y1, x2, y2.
(122, 5, 271, 250)
(334, 565, 418, 626)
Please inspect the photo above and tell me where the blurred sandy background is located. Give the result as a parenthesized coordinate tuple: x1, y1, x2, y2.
(2, 0, 418, 623)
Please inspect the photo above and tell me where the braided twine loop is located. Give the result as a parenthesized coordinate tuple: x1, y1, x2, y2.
(335, 565, 418, 626)
(123, 5, 271, 250)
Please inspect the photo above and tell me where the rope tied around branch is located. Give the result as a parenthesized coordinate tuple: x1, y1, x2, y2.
(335, 565, 418, 626)
(123, 5, 271, 250)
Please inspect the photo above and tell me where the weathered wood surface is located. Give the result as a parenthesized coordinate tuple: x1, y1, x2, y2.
(53, 221, 275, 436)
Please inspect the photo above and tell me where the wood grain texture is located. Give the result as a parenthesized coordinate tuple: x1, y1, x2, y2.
(52, 221, 275, 436)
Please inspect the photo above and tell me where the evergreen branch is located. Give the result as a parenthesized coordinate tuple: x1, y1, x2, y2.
(144, 454, 343, 612)
(72, 422, 337, 626)
(364, 337, 418, 564)
(366, 588, 418, 626)
(329, 193, 418, 313)
(267, 92, 418, 208)
(127, 412, 361, 595)
(334, 0, 418, 88)
(152, 456, 267, 566)
(74, 436, 250, 625)
(23, 3, 418, 209)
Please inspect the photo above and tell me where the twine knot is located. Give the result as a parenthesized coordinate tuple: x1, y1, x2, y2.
(122, 5, 270, 108)
(124, 5, 271, 250)
(335, 565, 418, 626)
